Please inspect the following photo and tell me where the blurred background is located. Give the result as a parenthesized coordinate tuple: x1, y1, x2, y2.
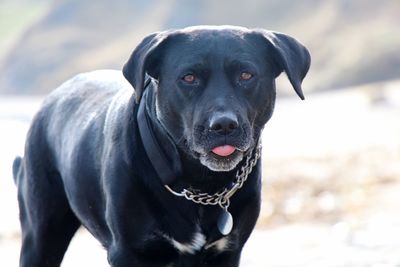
(0, 0, 399, 266)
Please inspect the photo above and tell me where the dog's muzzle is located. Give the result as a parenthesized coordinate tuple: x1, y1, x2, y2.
(191, 113, 252, 172)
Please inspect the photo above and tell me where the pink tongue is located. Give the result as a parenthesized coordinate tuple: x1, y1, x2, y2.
(212, 145, 236, 157)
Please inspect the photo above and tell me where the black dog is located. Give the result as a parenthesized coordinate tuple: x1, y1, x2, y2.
(13, 25, 310, 267)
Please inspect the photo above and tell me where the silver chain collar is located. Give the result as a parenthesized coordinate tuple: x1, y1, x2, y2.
(165, 141, 262, 210)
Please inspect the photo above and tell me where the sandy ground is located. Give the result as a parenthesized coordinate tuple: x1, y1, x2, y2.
(1, 80, 400, 266)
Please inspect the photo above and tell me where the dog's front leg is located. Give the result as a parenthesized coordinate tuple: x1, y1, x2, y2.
(107, 245, 139, 267)
(175, 250, 242, 267)
(211, 251, 242, 267)
(104, 207, 149, 266)
(102, 165, 166, 266)
(108, 243, 161, 267)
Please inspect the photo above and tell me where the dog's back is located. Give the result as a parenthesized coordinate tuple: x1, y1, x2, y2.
(14, 69, 134, 267)
(17, 70, 131, 175)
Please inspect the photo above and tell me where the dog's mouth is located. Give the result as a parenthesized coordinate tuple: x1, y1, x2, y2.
(211, 145, 236, 157)
(186, 123, 253, 172)
(191, 143, 248, 172)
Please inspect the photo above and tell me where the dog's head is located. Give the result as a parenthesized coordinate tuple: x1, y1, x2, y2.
(123, 26, 310, 172)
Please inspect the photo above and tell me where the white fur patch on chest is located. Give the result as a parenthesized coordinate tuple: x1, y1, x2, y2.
(204, 236, 231, 252)
(163, 228, 232, 255)
(164, 231, 206, 254)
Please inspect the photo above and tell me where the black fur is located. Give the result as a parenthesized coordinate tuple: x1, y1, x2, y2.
(13, 25, 310, 267)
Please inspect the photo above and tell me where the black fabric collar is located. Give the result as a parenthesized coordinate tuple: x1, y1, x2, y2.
(137, 80, 182, 185)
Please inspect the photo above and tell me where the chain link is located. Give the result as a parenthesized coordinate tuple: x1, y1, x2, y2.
(165, 141, 262, 209)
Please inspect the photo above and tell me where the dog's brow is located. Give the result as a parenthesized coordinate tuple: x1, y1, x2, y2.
(176, 62, 208, 73)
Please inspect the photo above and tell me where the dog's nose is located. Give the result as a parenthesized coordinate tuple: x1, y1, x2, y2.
(209, 112, 239, 135)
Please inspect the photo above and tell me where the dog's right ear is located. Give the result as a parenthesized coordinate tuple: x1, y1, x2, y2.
(123, 31, 173, 103)
(252, 30, 311, 100)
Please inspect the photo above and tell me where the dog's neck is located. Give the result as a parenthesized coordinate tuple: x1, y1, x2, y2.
(138, 83, 239, 192)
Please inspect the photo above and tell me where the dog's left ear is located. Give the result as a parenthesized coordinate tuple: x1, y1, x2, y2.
(123, 31, 175, 103)
(254, 30, 311, 100)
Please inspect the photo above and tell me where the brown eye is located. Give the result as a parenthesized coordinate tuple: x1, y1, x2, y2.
(182, 74, 196, 83)
(240, 72, 253, 81)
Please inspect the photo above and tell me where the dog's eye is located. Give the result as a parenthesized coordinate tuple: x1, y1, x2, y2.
(240, 72, 253, 81)
(182, 74, 196, 83)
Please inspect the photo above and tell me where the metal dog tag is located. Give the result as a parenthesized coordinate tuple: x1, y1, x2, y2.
(217, 208, 233, 236)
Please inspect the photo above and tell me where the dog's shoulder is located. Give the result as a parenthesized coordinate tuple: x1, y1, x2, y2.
(37, 70, 132, 121)
(28, 70, 136, 158)
(48, 70, 131, 102)
(70, 70, 132, 91)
